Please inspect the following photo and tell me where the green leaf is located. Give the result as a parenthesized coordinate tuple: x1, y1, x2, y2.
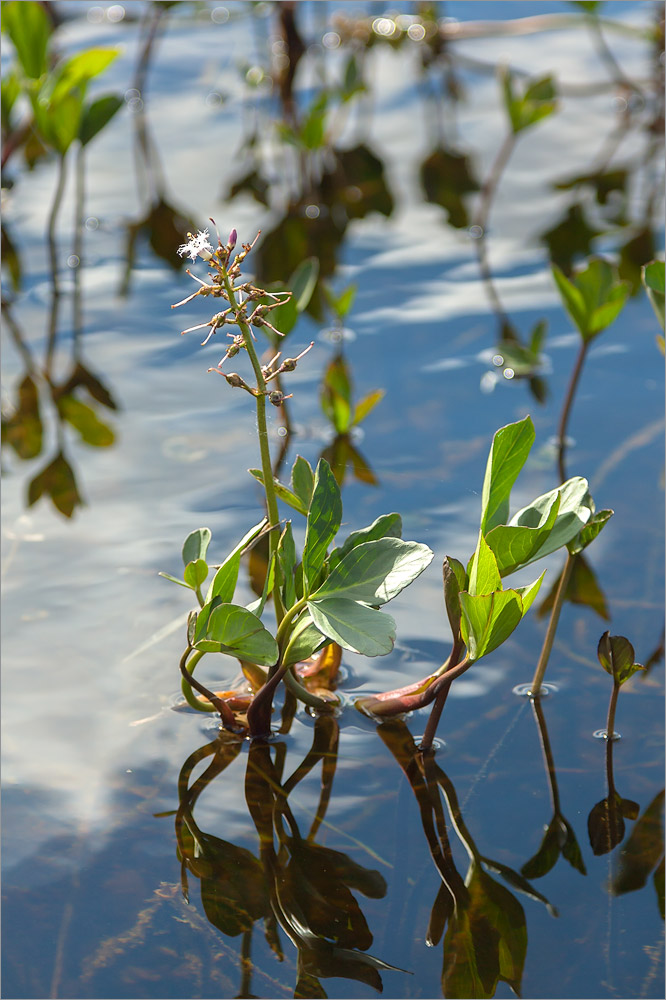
(246, 551, 275, 618)
(514, 572, 546, 616)
(642, 261, 665, 331)
(485, 494, 560, 576)
(2, 1, 51, 80)
(249, 468, 308, 515)
(352, 389, 385, 426)
(459, 590, 523, 662)
(79, 93, 123, 146)
(597, 632, 645, 684)
(50, 48, 120, 105)
(157, 571, 193, 591)
(184, 558, 208, 590)
(193, 596, 222, 644)
(291, 455, 315, 511)
(568, 507, 613, 554)
(329, 513, 403, 571)
(443, 556, 467, 638)
(310, 538, 433, 606)
(183, 527, 212, 567)
(205, 519, 266, 604)
(468, 532, 502, 596)
(553, 259, 629, 341)
(187, 610, 198, 646)
(307, 598, 396, 656)
(282, 613, 326, 667)
(302, 459, 342, 592)
(552, 264, 589, 335)
(277, 521, 297, 609)
(194, 603, 278, 666)
(507, 476, 593, 563)
(480, 416, 535, 534)
(500, 68, 557, 134)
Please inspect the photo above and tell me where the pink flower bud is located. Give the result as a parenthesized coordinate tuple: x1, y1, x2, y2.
(227, 228, 237, 249)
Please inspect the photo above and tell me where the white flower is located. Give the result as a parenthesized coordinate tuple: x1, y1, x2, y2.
(177, 229, 214, 261)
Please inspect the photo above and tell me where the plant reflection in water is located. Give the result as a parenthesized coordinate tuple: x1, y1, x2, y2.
(175, 716, 403, 998)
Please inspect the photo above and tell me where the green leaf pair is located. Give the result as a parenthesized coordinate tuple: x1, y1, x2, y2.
(452, 415, 604, 663)
(300, 460, 433, 657)
(191, 598, 278, 666)
(552, 258, 630, 342)
(500, 68, 558, 134)
(320, 353, 384, 435)
(597, 632, 645, 685)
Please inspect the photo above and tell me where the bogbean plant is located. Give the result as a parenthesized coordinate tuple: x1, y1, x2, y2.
(162, 228, 610, 745)
(162, 227, 434, 738)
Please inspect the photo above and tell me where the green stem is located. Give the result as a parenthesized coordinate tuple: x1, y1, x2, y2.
(180, 649, 216, 712)
(530, 551, 576, 694)
(223, 271, 284, 625)
(557, 338, 589, 484)
(606, 678, 620, 744)
(282, 664, 336, 712)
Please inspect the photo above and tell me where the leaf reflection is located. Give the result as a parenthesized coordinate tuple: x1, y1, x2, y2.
(378, 720, 556, 999)
(175, 717, 399, 997)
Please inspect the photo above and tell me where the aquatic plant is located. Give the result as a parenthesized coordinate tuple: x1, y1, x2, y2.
(161, 228, 433, 738)
(358, 414, 609, 750)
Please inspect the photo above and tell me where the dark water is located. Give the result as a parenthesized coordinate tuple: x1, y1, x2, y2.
(2, 3, 664, 998)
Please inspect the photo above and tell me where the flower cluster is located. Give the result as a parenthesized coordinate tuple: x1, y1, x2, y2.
(172, 224, 313, 406)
